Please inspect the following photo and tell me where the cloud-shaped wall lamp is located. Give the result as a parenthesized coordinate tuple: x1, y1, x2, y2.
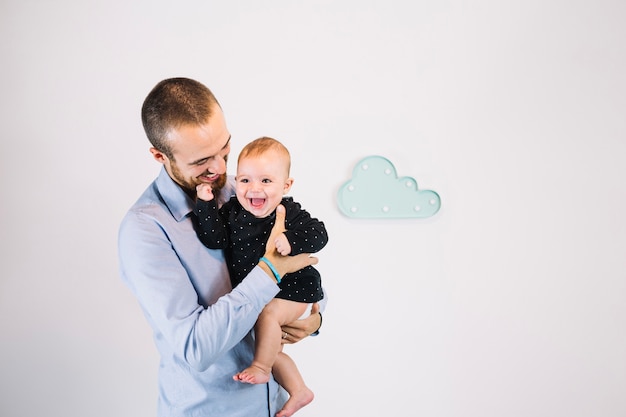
(337, 156, 441, 219)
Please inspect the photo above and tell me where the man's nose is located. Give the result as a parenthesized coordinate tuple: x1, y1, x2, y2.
(207, 156, 226, 174)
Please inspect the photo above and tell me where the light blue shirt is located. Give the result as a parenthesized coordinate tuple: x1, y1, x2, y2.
(118, 167, 287, 417)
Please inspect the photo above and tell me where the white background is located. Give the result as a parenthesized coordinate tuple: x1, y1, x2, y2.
(1, 1, 625, 416)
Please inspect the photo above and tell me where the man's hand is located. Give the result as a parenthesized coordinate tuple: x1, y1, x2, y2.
(281, 303, 321, 344)
(262, 205, 317, 278)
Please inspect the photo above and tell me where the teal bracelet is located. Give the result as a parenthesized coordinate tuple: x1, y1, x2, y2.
(259, 257, 281, 284)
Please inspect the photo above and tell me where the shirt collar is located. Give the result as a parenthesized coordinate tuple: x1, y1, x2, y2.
(156, 167, 195, 222)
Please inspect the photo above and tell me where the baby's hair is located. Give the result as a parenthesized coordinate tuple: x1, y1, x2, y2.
(238, 136, 291, 173)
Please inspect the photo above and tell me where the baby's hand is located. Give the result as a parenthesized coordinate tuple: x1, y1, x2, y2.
(274, 233, 292, 256)
(196, 183, 214, 201)
(274, 233, 291, 256)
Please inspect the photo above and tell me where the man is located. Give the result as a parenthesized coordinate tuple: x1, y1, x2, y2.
(118, 77, 323, 417)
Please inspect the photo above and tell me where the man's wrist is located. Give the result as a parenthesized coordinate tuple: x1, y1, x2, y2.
(259, 257, 281, 284)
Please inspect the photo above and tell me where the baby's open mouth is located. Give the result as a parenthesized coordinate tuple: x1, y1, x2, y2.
(250, 198, 266, 208)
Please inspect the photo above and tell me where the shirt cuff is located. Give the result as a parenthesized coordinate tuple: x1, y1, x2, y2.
(310, 312, 322, 336)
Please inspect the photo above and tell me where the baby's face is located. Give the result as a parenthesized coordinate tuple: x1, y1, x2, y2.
(235, 151, 293, 218)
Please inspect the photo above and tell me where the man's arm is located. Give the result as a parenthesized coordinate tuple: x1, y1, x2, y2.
(118, 207, 279, 372)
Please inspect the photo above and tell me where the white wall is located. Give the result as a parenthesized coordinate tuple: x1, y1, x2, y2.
(1, 1, 625, 416)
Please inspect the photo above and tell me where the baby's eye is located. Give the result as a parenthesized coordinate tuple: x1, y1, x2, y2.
(239, 178, 249, 183)
(262, 178, 272, 184)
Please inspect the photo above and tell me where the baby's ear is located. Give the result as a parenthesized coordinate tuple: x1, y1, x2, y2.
(283, 177, 294, 194)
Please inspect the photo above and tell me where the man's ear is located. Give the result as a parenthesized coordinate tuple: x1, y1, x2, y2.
(150, 147, 167, 164)
(283, 177, 294, 194)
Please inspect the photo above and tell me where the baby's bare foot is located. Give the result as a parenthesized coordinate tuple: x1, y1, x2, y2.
(275, 387, 314, 417)
(233, 365, 270, 384)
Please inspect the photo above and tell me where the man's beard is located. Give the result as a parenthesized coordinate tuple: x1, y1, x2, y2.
(170, 161, 227, 196)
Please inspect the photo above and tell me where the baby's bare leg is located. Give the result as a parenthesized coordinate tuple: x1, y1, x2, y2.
(273, 352, 314, 417)
(234, 299, 307, 384)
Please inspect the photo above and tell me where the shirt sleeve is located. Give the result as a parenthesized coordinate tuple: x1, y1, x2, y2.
(282, 198, 329, 255)
(194, 198, 229, 249)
